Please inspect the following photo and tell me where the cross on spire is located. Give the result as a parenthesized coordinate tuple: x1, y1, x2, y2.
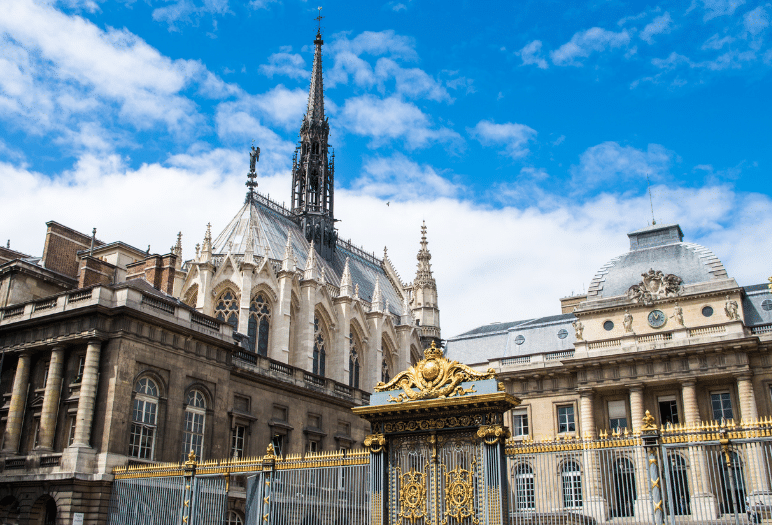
(315, 6, 324, 33)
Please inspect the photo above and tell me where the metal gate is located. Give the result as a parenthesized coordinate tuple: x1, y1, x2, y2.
(388, 431, 484, 525)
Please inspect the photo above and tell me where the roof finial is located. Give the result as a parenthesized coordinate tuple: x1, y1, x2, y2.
(246, 142, 260, 204)
(315, 6, 324, 35)
(647, 173, 656, 226)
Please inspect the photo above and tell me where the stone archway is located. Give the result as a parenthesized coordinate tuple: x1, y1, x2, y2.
(29, 495, 57, 525)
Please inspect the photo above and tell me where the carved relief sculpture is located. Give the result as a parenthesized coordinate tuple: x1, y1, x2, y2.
(573, 320, 584, 341)
(623, 310, 633, 333)
(627, 269, 683, 305)
(724, 295, 740, 320)
(374, 341, 494, 403)
(672, 302, 684, 326)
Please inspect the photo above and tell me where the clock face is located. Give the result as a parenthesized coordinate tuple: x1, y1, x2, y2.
(648, 309, 667, 328)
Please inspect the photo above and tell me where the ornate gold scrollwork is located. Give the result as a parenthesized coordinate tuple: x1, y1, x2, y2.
(442, 466, 478, 524)
(384, 414, 487, 433)
(364, 433, 387, 453)
(398, 468, 427, 523)
(375, 341, 494, 403)
(477, 425, 511, 445)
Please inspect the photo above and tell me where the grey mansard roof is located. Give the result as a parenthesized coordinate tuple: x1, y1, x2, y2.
(587, 224, 728, 299)
(206, 194, 403, 316)
(445, 313, 577, 366)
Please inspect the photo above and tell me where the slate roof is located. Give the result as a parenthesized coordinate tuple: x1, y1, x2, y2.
(209, 193, 403, 317)
(445, 313, 577, 366)
(742, 283, 772, 327)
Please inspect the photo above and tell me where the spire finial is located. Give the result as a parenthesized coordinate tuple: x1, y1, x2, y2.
(371, 276, 383, 312)
(340, 256, 353, 296)
(246, 142, 260, 204)
(315, 6, 324, 35)
(647, 173, 656, 226)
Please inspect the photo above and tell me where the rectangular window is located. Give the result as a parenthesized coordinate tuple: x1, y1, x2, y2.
(307, 440, 318, 453)
(711, 392, 733, 421)
(130, 397, 158, 460)
(68, 417, 77, 446)
(608, 400, 628, 431)
(512, 408, 529, 437)
(557, 405, 575, 434)
(231, 425, 246, 459)
(271, 434, 285, 456)
(658, 395, 679, 425)
(76, 356, 85, 383)
(183, 410, 205, 461)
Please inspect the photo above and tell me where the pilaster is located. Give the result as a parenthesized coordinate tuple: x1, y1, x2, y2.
(36, 346, 65, 451)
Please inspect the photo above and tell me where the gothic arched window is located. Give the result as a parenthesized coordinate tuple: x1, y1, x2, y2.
(313, 316, 326, 377)
(382, 358, 390, 384)
(129, 377, 159, 460)
(214, 290, 239, 329)
(248, 294, 271, 356)
(183, 390, 207, 461)
(349, 331, 360, 389)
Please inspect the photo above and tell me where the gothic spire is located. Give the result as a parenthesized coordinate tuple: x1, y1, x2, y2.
(371, 276, 383, 313)
(306, 29, 325, 125)
(340, 256, 353, 297)
(282, 232, 295, 272)
(414, 221, 435, 288)
(304, 241, 319, 281)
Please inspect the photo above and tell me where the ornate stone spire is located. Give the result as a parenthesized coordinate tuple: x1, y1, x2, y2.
(304, 241, 319, 281)
(201, 223, 212, 262)
(243, 228, 255, 265)
(291, 26, 337, 262)
(340, 256, 353, 296)
(401, 293, 413, 325)
(281, 232, 295, 272)
(411, 221, 440, 345)
(173, 232, 183, 258)
(371, 276, 383, 312)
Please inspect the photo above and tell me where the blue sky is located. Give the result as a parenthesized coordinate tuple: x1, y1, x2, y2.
(1, 0, 771, 335)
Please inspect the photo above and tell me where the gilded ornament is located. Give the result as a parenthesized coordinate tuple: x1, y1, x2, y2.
(264, 443, 277, 460)
(375, 341, 494, 403)
(364, 433, 387, 453)
(397, 468, 427, 523)
(477, 424, 511, 445)
(642, 410, 657, 431)
(442, 466, 477, 524)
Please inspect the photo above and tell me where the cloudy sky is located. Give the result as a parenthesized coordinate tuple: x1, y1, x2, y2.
(1, 0, 771, 337)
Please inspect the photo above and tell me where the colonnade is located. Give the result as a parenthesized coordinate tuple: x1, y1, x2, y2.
(1, 340, 101, 455)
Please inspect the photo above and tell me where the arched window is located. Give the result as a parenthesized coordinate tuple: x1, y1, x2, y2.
(183, 390, 207, 461)
(382, 358, 390, 384)
(248, 294, 271, 356)
(215, 290, 239, 329)
(129, 377, 159, 460)
(313, 316, 326, 377)
(561, 461, 582, 508)
(349, 331, 360, 389)
(225, 510, 243, 525)
(514, 464, 535, 510)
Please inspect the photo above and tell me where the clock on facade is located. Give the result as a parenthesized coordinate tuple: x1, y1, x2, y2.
(647, 309, 667, 328)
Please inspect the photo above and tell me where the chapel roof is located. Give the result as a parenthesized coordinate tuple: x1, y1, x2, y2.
(208, 193, 404, 317)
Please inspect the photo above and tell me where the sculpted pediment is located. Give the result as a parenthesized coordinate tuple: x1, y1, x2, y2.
(627, 268, 682, 306)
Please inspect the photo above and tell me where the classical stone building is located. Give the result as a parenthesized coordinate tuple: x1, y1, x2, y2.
(0, 29, 439, 525)
(446, 222, 772, 521)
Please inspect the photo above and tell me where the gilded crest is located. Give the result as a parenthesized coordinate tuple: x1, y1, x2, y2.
(374, 342, 495, 403)
(627, 269, 683, 305)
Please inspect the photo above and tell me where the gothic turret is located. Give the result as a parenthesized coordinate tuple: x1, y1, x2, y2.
(291, 29, 337, 261)
(410, 221, 441, 345)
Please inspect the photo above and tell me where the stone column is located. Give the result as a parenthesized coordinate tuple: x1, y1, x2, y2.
(680, 380, 719, 519)
(579, 389, 608, 522)
(71, 340, 101, 448)
(2, 352, 31, 454)
(36, 347, 65, 451)
(682, 380, 700, 424)
(628, 384, 644, 432)
(737, 374, 769, 493)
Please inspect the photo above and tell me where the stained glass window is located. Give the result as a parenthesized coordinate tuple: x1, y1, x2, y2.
(313, 316, 326, 377)
(248, 294, 271, 356)
(215, 290, 239, 329)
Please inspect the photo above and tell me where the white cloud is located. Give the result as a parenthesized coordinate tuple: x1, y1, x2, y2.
(551, 27, 631, 66)
(469, 120, 537, 159)
(2, 147, 771, 337)
(744, 6, 770, 36)
(351, 154, 460, 200)
(701, 0, 746, 21)
(151, 0, 231, 30)
(259, 52, 309, 80)
(640, 12, 674, 44)
(571, 142, 673, 189)
(518, 40, 549, 69)
(702, 33, 736, 49)
(339, 95, 462, 150)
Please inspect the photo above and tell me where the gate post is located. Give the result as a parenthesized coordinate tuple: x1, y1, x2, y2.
(182, 451, 197, 525)
(258, 444, 277, 525)
(364, 429, 388, 525)
(477, 417, 511, 525)
(641, 411, 664, 525)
